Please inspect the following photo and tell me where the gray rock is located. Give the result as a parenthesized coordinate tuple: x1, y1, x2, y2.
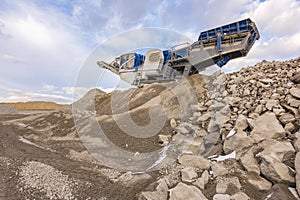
(254, 104, 263, 114)
(158, 135, 171, 146)
(261, 78, 273, 84)
(296, 152, 300, 195)
(193, 170, 210, 190)
(294, 137, 300, 152)
(287, 95, 300, 108)
(181, 167, 198, 182)
(279, 113, 296, 124)
(285, 122, 295, 133)
(260, 161, 295, 185)
(196, 129, 208, 137)
(291, 72, 300, 84)
(211, 162, 228, 178)
(265, 99, 279, 111)
(263, 184, 298, 200)
(250, 112, 286, 142)
(260, 140, 295, 163)
(240, 149, 260, 174)
(259, 140, 295, 185)
(223, 130, 254, 158)
(170, 182, 208, 200)
(234, 115, 248, 131)
(170, 119, 177, 129)
(116, 172, 152, 187)
(198, 112, 212, 122)
(178, 154, 211, 171)
(213, 194, 230, 200)
(230, 192, 250, 200)
(216, 177, 241, 194)
(290, 88, 300, 99)
(139, 179, 168, 200)
(246, 172, 272, 191)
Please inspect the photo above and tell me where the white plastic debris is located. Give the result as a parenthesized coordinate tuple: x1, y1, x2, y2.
(226, 128, 236, 138)
(211, 151, 236, 162)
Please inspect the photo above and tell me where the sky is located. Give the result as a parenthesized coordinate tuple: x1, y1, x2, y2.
(0, 0, 300, 103)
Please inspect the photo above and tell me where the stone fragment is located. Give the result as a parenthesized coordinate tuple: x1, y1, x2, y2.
(230, 192, 250, 200)
(158, 135, 171, 146)
(246, 172, 272, 191)
(116, 172, 152, 187)
(265, 99, 279, 110)
(139, 179, 168, 200)
(170, 182, 208, 200)
(193, 170, 209, 190)
(296, 152, 300, 195)
(181, 167, 198, 182)
(213, 194, 230, 200)
(279, 113, 296, 124)
(223, 130, 254, 158)
(287, 95, 300, 108)
(178, 154, 211, 171)
(285, 122, 295, 133)
(250, 112, 286, 142)
(260, 140, 295, 163)
(170, 119, 177, 129)
(198, 112, 211, 122)
(211, 162, 228, 178)
(262, 184, 298, 200)
(290, 88, 300, 99)
(216, 177, 241, 194)
(291, 72, 300, 84)
(259, 140, 295, 184)
(294, 137, 300, 152)
(240, 149, 260, 174)
(234, 115, 248, 131)
(260, 162, 295, 185)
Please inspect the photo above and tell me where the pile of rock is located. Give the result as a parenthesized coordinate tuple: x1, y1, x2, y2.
(139, 58, 300, 200)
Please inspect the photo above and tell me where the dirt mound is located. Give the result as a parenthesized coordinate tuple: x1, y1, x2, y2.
(5, 101, 65, 111)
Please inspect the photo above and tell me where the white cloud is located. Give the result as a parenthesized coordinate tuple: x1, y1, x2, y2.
(0, 88, 73, 104)
(2, 54, 25, 63)
(42, 84, 57, 92)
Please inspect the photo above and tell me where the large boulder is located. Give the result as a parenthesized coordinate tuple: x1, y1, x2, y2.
(169, 182, 208, 200)
(259, 140, 295, 185)
(250, 112, 286, 142)
(260, 162, 295, 185)
(260, 140, 295, 163)
(223, 130, 254, 158)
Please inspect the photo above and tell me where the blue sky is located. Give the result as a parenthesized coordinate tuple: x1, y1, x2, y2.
(0, 0, 300, 103)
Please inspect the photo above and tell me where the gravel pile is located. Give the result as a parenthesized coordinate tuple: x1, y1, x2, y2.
(18, 161, 77, 200)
